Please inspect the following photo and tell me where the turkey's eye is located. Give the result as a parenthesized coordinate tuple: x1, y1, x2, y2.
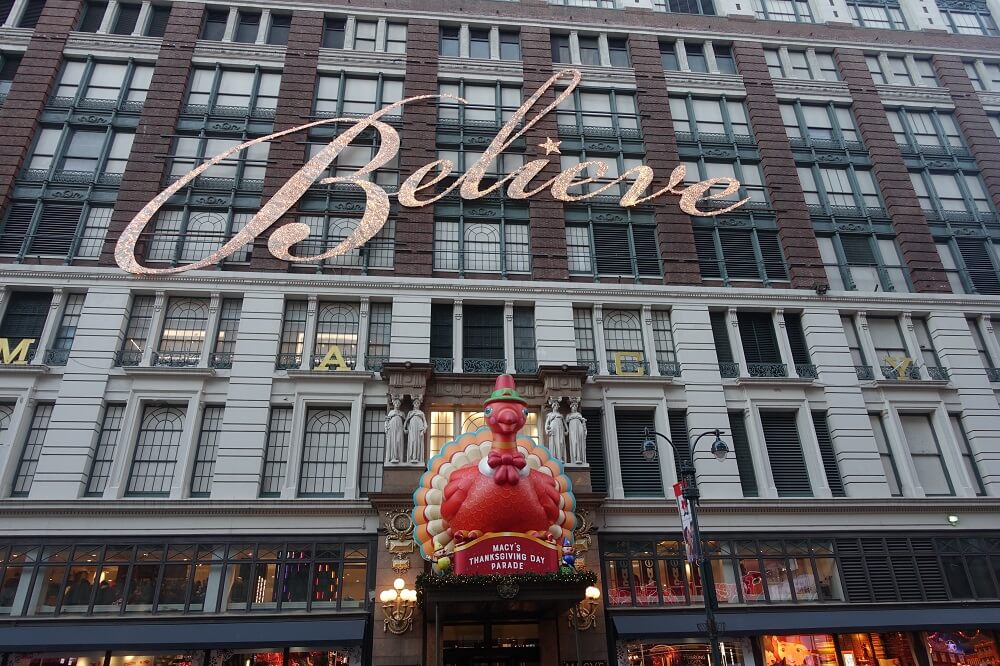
(484, 407, 494, 417)
(522, 408, 529, 417)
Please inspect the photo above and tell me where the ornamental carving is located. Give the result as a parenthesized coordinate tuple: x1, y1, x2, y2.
(384, 509, 416, 574)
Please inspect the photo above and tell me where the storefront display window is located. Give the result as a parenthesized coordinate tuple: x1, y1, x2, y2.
(625, 641, 744, 666)
(221, 651, 284, 666)
(12, 655, 108, 666)
(925, 631, 1000, 666)
(106, 654, 201, 666)
(763, 634, 837, 666)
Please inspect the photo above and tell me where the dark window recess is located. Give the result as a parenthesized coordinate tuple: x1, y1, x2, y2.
(710, 311, 733, 363)
(695, 228, 721, 278)
(760, 411, 812, 497)
(469, 28, 490, 59)
(440, 26, 460, 57)
(835, 537, 948, 603)
(551, 35, 571, 64)
(430, 303, 453, 360)
(615, 408, 662, 497)
(784, 313, 810, 365)
(811, 410, 845, 497)
(267, 13, 290, 45)
(111, 2, 140, 35)
(584, 407, 607, 494)
(714, 45, 737, 73)
(842, 235, 876, 264)
(667, 409, 691, 481)
(0, 0, 14, 24)
(323, 17, 346, 48)
(956, 238, 1000, 295)
(592, 224, 660, 277)
(28, 203, 84, 256)
(0, 291, 53, 359)
(463, 305, 504, 360)
(201, 9, 228, 40)
(728, 410, 758, 497)
(608, 37, 629, 67)
(758, 232, 788, 280)
(660, 42, 679, 70)
(78, 1, 106, 32)
(0, 202, 36, 255)
(512, 306, 536, 371)
(0, 55, 21, 82)
(18, 0, 44, 28)
(738, 312, 781, 364)
(146, 5, 169, 37)
(234, 11, 260, 42)
(694, 229, 788, 282)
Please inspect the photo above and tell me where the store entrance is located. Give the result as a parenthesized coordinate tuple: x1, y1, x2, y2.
(442, 621, 541, 666)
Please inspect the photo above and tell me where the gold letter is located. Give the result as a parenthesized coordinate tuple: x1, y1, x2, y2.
(677, 177, 750, 217)
(315, 345, 350, 371)
(398, 159, 458, 207)
(0, 338, 34, 365)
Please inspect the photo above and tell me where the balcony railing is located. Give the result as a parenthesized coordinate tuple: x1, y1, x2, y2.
(431, 357, 454, 372)
(182, 103, 276, 119)
(855, 365, 875, 380)
(366, 355, 388, 373)
(311, 353, 356, 370)
(152, 351, 201, 368)
(275, 353, 302, 370)
(45, 349, 70, 366)
(463, 358, 507, 374)
(926, 365, 950, 381)
(209, 352, 233, 370)
(747, 362, 788, 378)
(115, 350, 143, 367)
(658, 360, 682, 377)
(880, 365, 922, 380)
(987, 367, 1000, 382)
(48, 96, 145, 113)
(609, 359, 650, 376)
(514, 359, 538, 374)
(795, 363, 818, 379)
(719, 362, 739, 378)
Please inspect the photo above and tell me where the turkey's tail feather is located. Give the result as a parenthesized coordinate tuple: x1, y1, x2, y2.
(412, 426, 576, 560)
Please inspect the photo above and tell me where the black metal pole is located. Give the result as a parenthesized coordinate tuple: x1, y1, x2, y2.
(681, 461, 724, 666)
(573, 606, 583, 666)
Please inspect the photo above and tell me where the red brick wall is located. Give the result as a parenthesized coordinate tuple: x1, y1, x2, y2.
(835, 48, 950, 293)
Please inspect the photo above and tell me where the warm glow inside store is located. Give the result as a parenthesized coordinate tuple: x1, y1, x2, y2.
(625, 632, 1000, 666)
(6, 651, 353, 666)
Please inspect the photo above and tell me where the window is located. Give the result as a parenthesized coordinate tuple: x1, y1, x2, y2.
(48, 293, 85, 366)
(190, 406, 223, 497)
(579, 35, 600, 66)
(661, 42, 680, 70)
(573, 307, 597, 374)
(965, 60, 1000, 91)
(870, 413, 902, 495)
(52, 60, 153, 109)
(713, 45, 737, 74)
(277, 300, 307, 369)
(780, 102, 859, 146)
(433, 207, 530, 275)
(898, 414, 953, 496)
(212, 298, 242, 368)
(968, 317, 996, 376)
(126, 405, 186, 496)
(513, 306, 536, 374)
(913, 317, 946, 379)
(685, 43, 709, 73)
(682, 159, 766, 204)
(349, 20, 406, 53)
(603, 310, 646, 375)
(711, 311, 736, 375)
(848, 0, 907, 29)
(760, 411, 812, 497)
(950, 414, 985, 495)
(146, 5, 169, 37)
(315, 73, 403, 118)
(261, 407, 293, 496)
(500, 31, 520, 60)
(469, 27, 490, 59)
(313, 302, 359, 369)
(267, 14, 290, 45)
(752, 0, 815, 21)
(938, 1, 998, 35)
(798, 166, 881, 212)
(79, 1, 106, 31)
(867, 55, 938, 87)
(608, 37, 629, 68)
(694, 227, 789, 285)
(359, 406, 386, 496)
(439, 80, 521, 126)
(440, 25, 459, 57)
(615, 409, 661, 497)
(299, 408, 351, 497)
(764, 48, 838, 81)
(146, 209, 253, 267)
(0, 292, 52, 363)
(117, 295, 154, 366)
(867, 316, 915, 379)
(111, 2, 141, 35)
(842, 315, 868, 372)
(886, 109, 964, 153)
(728, 410, 758, 496)
(155, 297, 209, 367)
(201, 9, 228, 40)
(0, 403, 14, 443)
(26, 127, 133, 181)
(556, 88, 638, 135)
(186, 67, 280, 117)
(366, 302, 391, 371)
(652, 311, 677, 375)
(552, 35, 571, 64)
(168, 134, 269, 190)
(816, 235, 909, 292)
(938, 239, 1000, 295)
(811, 411, 845, 497)
(84, 403, 125, 496)
(463, 304, 505, 373)
(17, 0, 45, 28)
(430, 303, 454, 370)
(10, 402, 53, 496)
(232, 10, 260, 42)
(910, 171, 992, 219)
(670, 96, 751, 141)
(566, 211, 660, 280)
(0, 53, 21, 103)
(738, 312, 784, 376)
(323, 17, 346, 48)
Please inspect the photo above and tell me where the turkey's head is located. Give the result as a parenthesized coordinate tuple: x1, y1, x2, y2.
(483, 374, 528, 445)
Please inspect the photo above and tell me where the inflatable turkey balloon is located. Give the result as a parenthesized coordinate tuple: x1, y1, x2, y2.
(412, 375, 576, 571)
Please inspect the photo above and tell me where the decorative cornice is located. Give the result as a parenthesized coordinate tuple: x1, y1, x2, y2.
(64, 32, 162, 58)
(317, 48, 406, 74)
(0, 499, 378, 519)
(875, 84, 955, 106)
(662, 71, 745, 95)
(771, 79, 852, 101)
(601, 497, 1000, 515)
(439, 56, 522, 81)
(553, 63, 637, 87)
(192, 40, 287, 66)
(0, 27, 32, 49)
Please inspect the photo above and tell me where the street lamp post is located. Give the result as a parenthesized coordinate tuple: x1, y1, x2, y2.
(642, 427, 729, 666)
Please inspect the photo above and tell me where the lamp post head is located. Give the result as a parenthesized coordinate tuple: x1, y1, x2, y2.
(641, 437, 658, 461)
(710, 431, 729, 461)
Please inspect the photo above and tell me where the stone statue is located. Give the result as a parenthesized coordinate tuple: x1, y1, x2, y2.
(404, 396, 427, 464)
(567, 399, 588, 465)
(544, 397, 567, 462)
(385, 396, 405, 465)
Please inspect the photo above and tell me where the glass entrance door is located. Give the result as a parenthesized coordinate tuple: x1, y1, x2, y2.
(442, 622, 540, 666)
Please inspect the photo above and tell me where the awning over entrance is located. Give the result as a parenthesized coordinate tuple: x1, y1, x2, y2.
(612, 605, 1000, 638)
(0, 615, 368, 651)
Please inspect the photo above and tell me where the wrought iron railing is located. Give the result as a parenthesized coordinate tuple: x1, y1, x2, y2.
(181, 103, 276, 119)
(880, 364, 922, 380)
(987, 367, 1000, 382)
(463, 358, 507, 374)
(152, 351, 201, 367)
(926, 365, 950, 381)
(209, 353, 233, 370)
(514, 359, 538, 374)
(431, 357, 454, 373)
(855, 365, 875, 380)
(658, 361, 682, 377)
(366, 355, 388, 373)
(311, 353, 356, 370)
(48, 96, 145, 113)
(747, 362, 788, 378)
(275, 353, 302, 370)
(719, 362, 739, 378)
(115, 350, 143, 367)
(795, 363, 818, 379)
(583, 361, 598, 376)
(609, 359, 650, 376)
(45, 349, 70, 366)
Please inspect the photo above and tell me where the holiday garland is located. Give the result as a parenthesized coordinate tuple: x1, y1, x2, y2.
(416, 568, 597, 592)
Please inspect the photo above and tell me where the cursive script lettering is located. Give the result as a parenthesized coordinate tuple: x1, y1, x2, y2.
(116, 69, 749, 275)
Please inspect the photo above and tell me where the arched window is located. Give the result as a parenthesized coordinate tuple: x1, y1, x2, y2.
(313, 303, 359, 367)
(299, 408, 351, 496)
(127, 405, 186, 496)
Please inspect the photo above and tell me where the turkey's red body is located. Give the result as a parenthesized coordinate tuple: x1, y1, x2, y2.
(441, 465, 561, 535)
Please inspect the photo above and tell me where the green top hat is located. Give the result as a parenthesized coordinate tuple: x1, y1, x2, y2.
(484, 374, 527, 405)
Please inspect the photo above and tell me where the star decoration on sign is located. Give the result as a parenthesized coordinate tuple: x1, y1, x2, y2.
(539, 137, 562, 155)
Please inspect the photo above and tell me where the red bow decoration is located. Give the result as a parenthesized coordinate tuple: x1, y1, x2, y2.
(487, 450, 526, 485)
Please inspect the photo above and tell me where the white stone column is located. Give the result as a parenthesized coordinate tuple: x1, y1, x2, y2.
(300, 295, 318, 371)
(201, 293, 222, 368)
(675, 39, 691, 72)
(0, 389, 35, 495)
(899, 313, 930, 380)
(343, 394, 364, 500)
(641, 305, 659, 377)
(389, 296, 431, 363)
(773, 309, 798, 378)
(856, 312, 882, 379)
(745, 401, 779, 499)
(726, 308, 749, 378)
(343, 16, 356, 49)
(2, 0, 28, 27)
(254, 9, 270, 44)
(375, 18, 388, 52)
(98, 0, 118, 33)
(453, 300, 463, 373)
(356, 297, 370, 372)
(777, 47, 795, 78)
(602, 395, 625, 499)
(503, 301, 515, 374)
(795, 401, 833, 498)
(142, 291, 167, 366)
(489, 26, 500, 60)
(568, 31, 582, 65)
(459, 24, 470, 58)
(211, 292, 284, 499)
(882, 404, 921, 497)
(704, 42, 719, 74)
(593, 304, 608, 375)
(31, 289, 64, 365)
(597, 34, 611, 68)
(170, 391, 204, 499)
(222, 6, 239, 41)
(534, 300, 577, 366)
